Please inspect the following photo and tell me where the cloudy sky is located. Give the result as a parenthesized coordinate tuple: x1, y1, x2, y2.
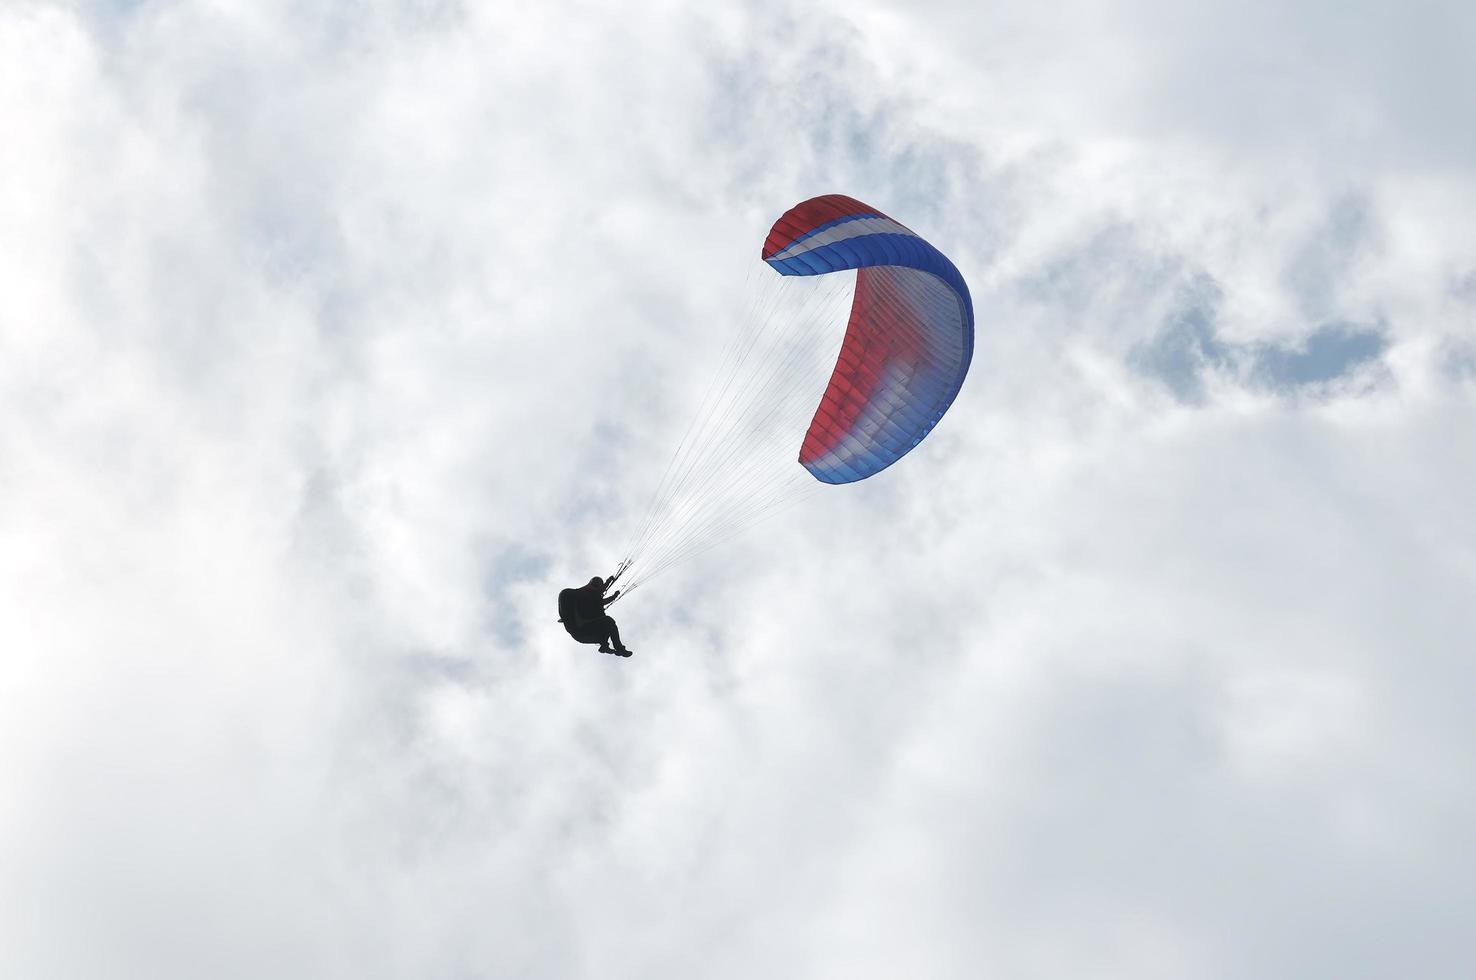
(3, 1, 1475, 977)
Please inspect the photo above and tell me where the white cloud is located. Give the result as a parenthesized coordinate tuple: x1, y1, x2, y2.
(2, 1, 1473, 977)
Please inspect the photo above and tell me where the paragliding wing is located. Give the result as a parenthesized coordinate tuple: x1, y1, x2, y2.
(763, 195, 974, 484)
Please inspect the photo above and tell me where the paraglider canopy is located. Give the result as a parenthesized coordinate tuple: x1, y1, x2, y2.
(763, 194, 974, 484)
(612, 194, 974, 596)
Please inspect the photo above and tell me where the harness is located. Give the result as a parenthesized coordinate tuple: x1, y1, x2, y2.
(557, 588, 583, 637)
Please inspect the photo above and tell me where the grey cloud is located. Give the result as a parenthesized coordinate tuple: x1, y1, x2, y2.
(1440, 344, 1476, 383)
(1283, 195, 1374, 322)
(1450, 268, 1476, 305)
(857, 0, 1476, 172)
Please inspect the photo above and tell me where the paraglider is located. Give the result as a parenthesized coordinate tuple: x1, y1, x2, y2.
(761, 194, 974, 484)
(558, 575, 632, 656)
(564, 193, 973, 653)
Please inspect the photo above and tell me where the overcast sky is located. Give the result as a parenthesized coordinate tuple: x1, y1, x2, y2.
(3, 1, 1475, 977)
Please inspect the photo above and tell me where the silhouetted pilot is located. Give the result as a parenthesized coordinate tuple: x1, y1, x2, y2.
(558, 575, 631, 657)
